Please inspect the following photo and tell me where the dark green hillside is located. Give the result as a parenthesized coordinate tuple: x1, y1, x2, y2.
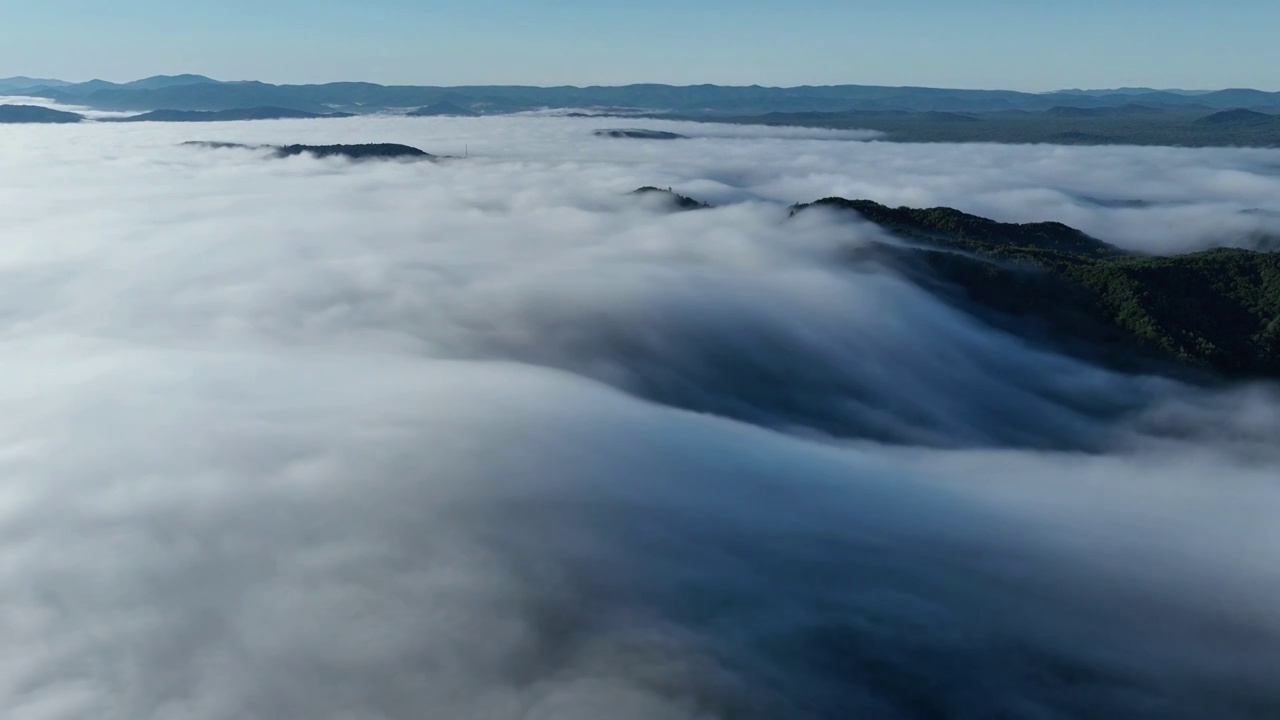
(795, 199, 1280, 378)
(793, 198, 1125, 258)
(1065, 251, 1280, 375)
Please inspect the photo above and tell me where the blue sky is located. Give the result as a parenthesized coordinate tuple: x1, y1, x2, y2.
(4, 0, 1278, 90)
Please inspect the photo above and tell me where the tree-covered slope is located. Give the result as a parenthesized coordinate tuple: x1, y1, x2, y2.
(631, 186, 712, 210)
(1066, 250, 1280, 375)
(794, 198, 1126, 258)
(794, 199, 1280, 378)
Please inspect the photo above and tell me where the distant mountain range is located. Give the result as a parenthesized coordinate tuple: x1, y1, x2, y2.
(1, 75, 1277, 145)
(1046, 87, 1213, 97)
(0, 76, 74, 92)
(4, 75, 1279, 115)
(667, 106, 1280, 147)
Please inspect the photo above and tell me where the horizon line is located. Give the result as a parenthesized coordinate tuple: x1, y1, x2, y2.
(4, 73, 1277, 95)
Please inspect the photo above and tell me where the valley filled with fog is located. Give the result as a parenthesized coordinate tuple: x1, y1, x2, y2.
(1, 115, 1279, 719)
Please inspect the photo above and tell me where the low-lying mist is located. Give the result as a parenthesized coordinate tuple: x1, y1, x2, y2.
(1, 117, 1278, 719)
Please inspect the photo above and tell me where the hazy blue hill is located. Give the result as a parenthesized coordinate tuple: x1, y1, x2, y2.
(1049, 87, 1209, 97)
(122, 74, 220, 90)
(1195, 108, 1277, 126)
(407, 101, 479, 117)
(795, 198, 1280, 377)
(1196, 88, 1280, 108)
(1053, 131, 1109, 143)
(1045, 104, 1165, 117)
(433, 91, 477, 105)
(920, 111, 980, 122)
(906, 95, 1020, 112)
(1087, 91, 1192, 108)
(50, 79, 120, 96)
(0, 104, 83, 123)
(0, 76, 71, 91)
(1045, 106, 1106, 118)
(116, 107, 353, 122)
